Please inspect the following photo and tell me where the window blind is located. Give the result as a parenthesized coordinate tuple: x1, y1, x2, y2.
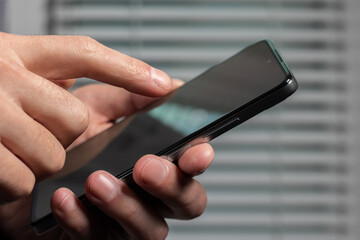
(48, 0, 356, 239)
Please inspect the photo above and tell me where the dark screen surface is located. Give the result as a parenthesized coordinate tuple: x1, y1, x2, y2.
(32, 40, 295, 226)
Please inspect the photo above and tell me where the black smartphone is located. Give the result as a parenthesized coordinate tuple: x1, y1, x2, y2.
(30, 40, 297, 235)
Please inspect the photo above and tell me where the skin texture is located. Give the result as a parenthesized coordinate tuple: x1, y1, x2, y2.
(0, 32, 214, 239)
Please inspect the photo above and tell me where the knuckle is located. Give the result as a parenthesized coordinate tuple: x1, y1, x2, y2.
(15, 173, 35, 198)
(73, 100, 89, 135)
(42, 138, 66, 176)
(63, 96, 89, 138)
(0, 57, 26, 87)
(74, 36, 99, 58)
(49, 144, 66, 174)
(2, 170, 35, 202)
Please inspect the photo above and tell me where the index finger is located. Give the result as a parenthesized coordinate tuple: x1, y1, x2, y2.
(7, 34, 172, 97)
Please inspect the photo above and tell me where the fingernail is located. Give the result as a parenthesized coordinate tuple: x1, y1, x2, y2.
(140, 158, 168, 186)
(53, 189, 76, 215)
(60, 194, 76, 213)
(88, 173, 117, 203)
(151, 68, 172, 90)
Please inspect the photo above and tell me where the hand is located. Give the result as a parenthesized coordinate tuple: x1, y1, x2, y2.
(0, 32, 173, 203)
(47, 84, 214, 239)
(0, 84, 214, 240)
(51, 143, 213, 240)
(0, 32, 214, 239)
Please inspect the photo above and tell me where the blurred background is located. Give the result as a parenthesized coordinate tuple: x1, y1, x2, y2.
(2, 0, 360, 239)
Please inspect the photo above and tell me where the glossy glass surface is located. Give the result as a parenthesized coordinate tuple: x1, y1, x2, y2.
(32, 40, 290, 222)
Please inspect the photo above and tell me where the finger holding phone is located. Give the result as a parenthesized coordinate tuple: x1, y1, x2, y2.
(50, 144, 213, 240)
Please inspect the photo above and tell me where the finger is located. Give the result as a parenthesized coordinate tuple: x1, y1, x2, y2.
(0, 93, 65, 181)
(133, 153, 210, 219)
(171, 78, 185, 88)
(177, 143, 214, 176)
(51, 188, 101, 240)
(68, 79, 185, 145)
(0, 61, 89, 147)
(10, 34, 173, 97)
(0, 143, 35, 202)
(71, 79, 185, 121)
(85, 171, 169, 239)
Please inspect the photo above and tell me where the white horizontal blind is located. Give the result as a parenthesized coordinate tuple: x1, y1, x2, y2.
(49, 0, 355, 239)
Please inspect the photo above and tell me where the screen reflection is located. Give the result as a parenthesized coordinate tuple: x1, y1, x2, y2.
(32, 41, 288, 221)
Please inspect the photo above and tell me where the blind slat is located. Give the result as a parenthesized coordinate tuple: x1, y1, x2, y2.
(56, 7, 344, 23)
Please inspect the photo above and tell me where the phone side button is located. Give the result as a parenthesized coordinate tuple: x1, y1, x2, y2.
(203, 117, 240, 142)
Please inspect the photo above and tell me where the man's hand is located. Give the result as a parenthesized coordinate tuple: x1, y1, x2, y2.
(48, 84, 214, 239)
(0, 32, 214, 240)
(50, 143, 213, 240)
(0, 32, 172, 203)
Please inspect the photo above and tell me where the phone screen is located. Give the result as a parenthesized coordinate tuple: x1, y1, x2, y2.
(31, 40, 295, 231)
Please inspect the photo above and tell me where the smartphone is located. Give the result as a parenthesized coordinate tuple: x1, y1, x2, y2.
(31, 40, 297, 235)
